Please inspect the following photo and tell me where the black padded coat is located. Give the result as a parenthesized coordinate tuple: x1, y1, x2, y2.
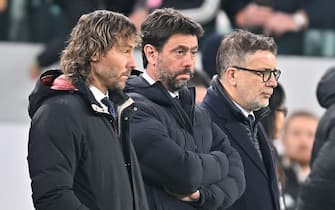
(27, 70, 149, 210)
(124, 75, 245, 210)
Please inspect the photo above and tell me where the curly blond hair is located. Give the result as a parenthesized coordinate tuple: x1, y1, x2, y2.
(60, 10, 139, 82)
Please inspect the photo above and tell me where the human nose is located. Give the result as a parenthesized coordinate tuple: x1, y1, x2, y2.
(127, 53, 136, 69)
(265, 73, 278, 87)
(182, 52, 195, 67)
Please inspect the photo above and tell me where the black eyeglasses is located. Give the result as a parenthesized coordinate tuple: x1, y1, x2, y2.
(232, 66, 281, 82)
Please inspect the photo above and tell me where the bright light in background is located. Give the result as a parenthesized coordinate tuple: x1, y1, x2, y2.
(0, 123, 34, 210)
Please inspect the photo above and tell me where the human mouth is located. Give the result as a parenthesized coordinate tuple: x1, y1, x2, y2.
(263, 90, 273, 97)
(261, 93, 272, 99)
(177, 73, 191, 80)
(121, 75, 129, 80)
(121, 69, 131, 77)
(177, 69, 192, 79)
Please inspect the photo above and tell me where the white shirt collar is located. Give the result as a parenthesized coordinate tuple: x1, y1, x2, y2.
(142, 70, 179, 98)
(142, 71, 156, 85)
(89, 85, 108, 111)
(232, 100, 255, 119)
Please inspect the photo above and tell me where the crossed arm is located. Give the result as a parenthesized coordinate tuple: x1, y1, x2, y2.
(129, 104, 245, 209)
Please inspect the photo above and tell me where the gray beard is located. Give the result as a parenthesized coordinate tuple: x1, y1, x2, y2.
(157, 69, 193, 92)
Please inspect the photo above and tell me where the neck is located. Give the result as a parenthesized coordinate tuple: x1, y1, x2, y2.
(295, 163, 311, 183)
(88, 75, 107, 95)
(145, 67, 171, 92)
(146, 67, 158, 81)
(219, 78, 250, 111)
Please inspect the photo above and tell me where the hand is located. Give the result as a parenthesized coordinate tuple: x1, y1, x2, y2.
(178, 190, 201, 202)
(165, 189, 201, 202)
(236, 3, 273, 28)
(0, 0, 7, 12)
(28, 63, 41, 80)
(263, 12, 299, 36)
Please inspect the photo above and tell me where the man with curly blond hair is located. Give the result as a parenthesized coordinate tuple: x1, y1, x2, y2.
(27, 10, 148, 210)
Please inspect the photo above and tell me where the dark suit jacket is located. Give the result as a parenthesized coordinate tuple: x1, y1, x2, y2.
(201, 78, 280, 210)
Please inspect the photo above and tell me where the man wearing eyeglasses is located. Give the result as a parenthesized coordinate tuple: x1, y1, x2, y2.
(201, 29, 281, 210)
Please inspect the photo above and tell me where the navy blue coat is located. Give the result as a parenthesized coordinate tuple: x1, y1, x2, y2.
(201, 78, 280, 210)
(125, 75, 245, 210)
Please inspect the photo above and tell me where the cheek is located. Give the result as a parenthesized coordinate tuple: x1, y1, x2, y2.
(163, 56, 180, 69)
(245, 80, 261, 95)
(275, 114, 285, 132)
(283, 139, 295, 153)
(237, 81, 252, 95)
(306, 137, 315, 149)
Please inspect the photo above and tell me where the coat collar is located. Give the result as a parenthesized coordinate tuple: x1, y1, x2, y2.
(204, 77, 270, 124)
(29, 69, 133, 118)
(202, 77, 274, 178)
(125, 75, 196, 134)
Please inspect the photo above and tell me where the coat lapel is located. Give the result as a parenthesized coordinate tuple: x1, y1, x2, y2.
(202, 80, 271, 179)
(224, 120, 268, 178)
(257, 126, 277, 180)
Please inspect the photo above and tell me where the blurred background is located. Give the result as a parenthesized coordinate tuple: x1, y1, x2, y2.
(1, 0, 335, 209)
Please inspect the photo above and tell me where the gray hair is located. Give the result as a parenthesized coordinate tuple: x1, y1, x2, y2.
(216, 29, 277, 78)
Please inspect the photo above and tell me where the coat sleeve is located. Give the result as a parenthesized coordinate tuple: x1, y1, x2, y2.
(27, 102, 89, 210)
(296, 127, 335, 210)
(221, 0, 247, 27)
(197, 122, 246, 210)
(129, 103, 230, 195)
(176, 0, 221, 25)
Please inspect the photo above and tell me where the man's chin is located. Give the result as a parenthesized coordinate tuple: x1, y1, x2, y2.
(169, 81, 188, 92)
(294, 158, 310, 166)
(108, 84, 125, 91)
(258, 100, 269, 109)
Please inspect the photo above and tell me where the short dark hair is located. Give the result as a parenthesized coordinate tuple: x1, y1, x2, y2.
(260, 83, 286, 140)
(141, 8, 204, 68)
(216, 29, 277, 78)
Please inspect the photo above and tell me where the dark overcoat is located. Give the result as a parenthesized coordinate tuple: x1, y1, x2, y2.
(201, 78, 280, 210)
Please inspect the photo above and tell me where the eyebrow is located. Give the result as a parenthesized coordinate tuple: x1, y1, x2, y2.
(171, 45, 199, 51)
(117, 38, 137, 47)
(117, 42, 136, 50)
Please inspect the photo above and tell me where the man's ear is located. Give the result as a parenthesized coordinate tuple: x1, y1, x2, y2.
(144, 44, 157, 65)
(225, 67, 238, 86)
(90, 53, 99, 62)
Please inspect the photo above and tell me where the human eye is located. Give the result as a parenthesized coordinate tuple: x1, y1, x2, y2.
(258, 69, 272, 80)
(123, 48, 131, 54)
(255, 71, 264, 77)
(291, 130, 302, 137)
(191, 49, 199, 56)
(120, 45, 134, 54)
(263, 70, 272, 77)
(175, 48, 186, 56)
